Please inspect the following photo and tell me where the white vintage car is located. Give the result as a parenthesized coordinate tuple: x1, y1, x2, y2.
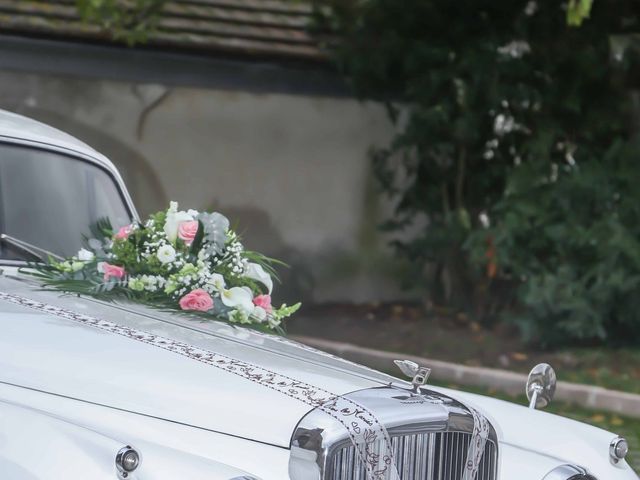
(0, 108, 636, 480)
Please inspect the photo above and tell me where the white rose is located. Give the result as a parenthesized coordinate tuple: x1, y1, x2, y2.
(77, 248, 94, 262)
(157, 244, 176, 264)
(164, 201, 194, 243)
(244, 262, 273, 294)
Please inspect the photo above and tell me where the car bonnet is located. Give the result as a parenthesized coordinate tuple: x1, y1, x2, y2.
(0, 273, 398, 448)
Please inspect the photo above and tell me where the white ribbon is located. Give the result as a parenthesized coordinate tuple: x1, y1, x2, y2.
(462, 406, 491, 480)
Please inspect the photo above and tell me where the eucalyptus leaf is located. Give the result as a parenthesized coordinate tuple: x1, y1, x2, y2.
(197, 212, 230, 256)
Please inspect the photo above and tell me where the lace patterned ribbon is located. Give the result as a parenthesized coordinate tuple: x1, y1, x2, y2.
(1, 291, 490, 480)
(0, 292, 400, 480)
(462, 407, 491, 480)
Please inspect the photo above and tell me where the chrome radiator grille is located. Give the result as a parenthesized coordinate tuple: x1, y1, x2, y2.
(328, 431, 497, 480)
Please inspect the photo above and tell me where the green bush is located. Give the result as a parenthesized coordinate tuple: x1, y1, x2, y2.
(467, 142, 640, 346)
(316, 0, 640, 346)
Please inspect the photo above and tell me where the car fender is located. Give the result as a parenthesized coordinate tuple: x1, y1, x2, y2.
(0, 399, 126, 479)
(430, 387, 638, 479)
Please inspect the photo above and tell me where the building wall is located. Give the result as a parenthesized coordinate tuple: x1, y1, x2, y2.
(0, 66, 417, 304)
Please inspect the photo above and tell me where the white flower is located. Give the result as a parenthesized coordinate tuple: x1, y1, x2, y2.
(244, 263, 273, 294)
(479, 212, 491, 229)
(525, 0, 537, 16)
(206, 273, 226, 292)
(96, 261, 105, 273)
(497, 40, 531, 59)
(157, 244, 177, 264)
(220, 286, 254, 312)
(252, 306, 267, 322)
(77, 248, 94, 262)
(164, 201, 194, 243)
(493, 113, 517, 136)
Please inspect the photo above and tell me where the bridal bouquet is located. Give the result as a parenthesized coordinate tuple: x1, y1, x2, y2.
(30, 202, 299, 333)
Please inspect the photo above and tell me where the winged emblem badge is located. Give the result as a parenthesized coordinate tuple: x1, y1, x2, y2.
(394, 359, 431, 393)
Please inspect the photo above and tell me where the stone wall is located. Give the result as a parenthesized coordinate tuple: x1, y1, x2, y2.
(0, 69, 417, 304)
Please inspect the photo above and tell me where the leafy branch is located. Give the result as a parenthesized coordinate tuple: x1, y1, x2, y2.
(75, 0, 168, 45)
(567, 0, 594, 27)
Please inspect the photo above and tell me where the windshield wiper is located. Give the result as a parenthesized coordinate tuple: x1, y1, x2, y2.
(0, 234, 63, 263)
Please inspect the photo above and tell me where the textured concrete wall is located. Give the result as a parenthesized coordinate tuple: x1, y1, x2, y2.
(0, 70, 416, 303)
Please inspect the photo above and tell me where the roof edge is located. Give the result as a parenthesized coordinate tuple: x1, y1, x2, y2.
(0, 34, 352, 98)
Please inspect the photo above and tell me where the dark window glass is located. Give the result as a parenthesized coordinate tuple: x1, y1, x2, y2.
(0, 143, 132, 259)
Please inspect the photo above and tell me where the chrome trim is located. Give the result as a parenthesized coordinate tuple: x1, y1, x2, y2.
(326, 431, 497, 480)
(289, 385, 499, 480)
(115, 445, 141, 479)
(0, 234, 63, 262)
(610, 436, 629, 464)
(542, 465, 596, 480)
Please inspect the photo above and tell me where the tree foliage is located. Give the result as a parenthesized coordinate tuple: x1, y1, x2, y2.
(316, 0, 640, 346)
(567, 0, 594, 26)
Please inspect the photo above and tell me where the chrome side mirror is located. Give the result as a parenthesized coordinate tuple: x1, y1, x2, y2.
(526, 363, 556, 409)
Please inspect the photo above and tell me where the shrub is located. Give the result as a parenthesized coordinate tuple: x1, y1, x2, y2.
(316, 0, 640, 346)
(467, 141, 640, 346)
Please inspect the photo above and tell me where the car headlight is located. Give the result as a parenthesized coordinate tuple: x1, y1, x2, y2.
(610, 436, 630, 464)
(115, 445, 141, 478)
(542, 464, 597, 480)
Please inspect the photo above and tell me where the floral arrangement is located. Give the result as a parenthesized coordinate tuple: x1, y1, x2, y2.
(29, 202, 300, 333)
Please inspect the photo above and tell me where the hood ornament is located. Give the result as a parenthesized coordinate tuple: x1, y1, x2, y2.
(394, 359, 431, 393)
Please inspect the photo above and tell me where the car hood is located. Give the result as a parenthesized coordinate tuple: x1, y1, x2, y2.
(0, 274, 397, 448)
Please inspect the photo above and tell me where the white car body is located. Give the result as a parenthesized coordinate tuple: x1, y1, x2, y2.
(0, 109, 636, 480)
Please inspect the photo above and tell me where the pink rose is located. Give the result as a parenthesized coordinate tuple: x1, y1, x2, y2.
(179, 289, 213, 312)
(178, 220, 199, 246)
(253, 294, 272, 314)
(114, 224, 133, 240)
(102, 262, 125, 281)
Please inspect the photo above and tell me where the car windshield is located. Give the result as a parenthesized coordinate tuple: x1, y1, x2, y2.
(0, 142, 132, 261)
